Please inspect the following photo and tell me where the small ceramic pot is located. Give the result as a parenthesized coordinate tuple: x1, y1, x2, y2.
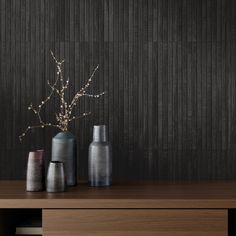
(46, 161, 66, 193)
(26, 150, 45, 192)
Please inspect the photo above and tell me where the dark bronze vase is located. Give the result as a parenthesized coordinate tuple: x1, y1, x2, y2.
(51, 132, 77, 186)
(26, 150, 45, 192)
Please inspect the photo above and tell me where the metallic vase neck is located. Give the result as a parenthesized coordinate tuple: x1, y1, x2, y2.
(93, 125, 107, 142)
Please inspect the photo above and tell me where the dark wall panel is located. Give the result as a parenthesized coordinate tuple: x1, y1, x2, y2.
(0, 0, 235, 181)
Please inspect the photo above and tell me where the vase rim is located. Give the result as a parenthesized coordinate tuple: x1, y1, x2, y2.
(54, 131, 75, 139)
(36, 149, 44, 153)
(28, 151, 43, 160)
(50, 161, 64, 164)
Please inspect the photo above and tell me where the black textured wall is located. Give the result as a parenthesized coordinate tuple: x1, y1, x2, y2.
(0, 0, 236, 181)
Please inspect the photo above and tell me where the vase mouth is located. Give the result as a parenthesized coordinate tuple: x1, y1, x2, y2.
(36, 149, 44, 153)
(94, 125, 106, 128)
(28, 151, 43, 160)
(50, 161, 63, 164)
(54, 131, 75, 139)
(93, 125, 108, 142)
(29, 150, 44, 153)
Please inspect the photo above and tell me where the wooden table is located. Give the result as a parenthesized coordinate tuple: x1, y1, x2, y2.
(1, 181, 236, 235)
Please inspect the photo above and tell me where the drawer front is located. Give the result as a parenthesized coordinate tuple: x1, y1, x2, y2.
(43, 209, 227, 236)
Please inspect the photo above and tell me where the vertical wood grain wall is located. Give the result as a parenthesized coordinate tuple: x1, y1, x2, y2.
(0, 0, 235, 181)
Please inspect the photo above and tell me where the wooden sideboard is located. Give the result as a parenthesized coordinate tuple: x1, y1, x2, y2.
(1, 181, 236, 235)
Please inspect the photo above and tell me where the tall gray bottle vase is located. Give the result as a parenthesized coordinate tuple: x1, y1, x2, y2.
(26, 150, 45, 192)
(51, 132, 77, 186)
(88, 125, 112, 186)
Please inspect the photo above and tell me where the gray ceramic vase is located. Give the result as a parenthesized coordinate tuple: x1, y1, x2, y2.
(51, 132, 77, 186)
(88, 125, 112, 187)
(26, 150, 45, 192)
(46, 161, 66, 192)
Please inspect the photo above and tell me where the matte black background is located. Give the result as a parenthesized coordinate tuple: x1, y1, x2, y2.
(0, 0, 236, 181)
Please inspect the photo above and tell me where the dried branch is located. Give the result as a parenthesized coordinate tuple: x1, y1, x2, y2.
(19, 123, 60, 142)
(82, 92, 106, 98)
(68, 112, 92, 122)
(69, 65, 99, 110)
(19, 51, 105, 141)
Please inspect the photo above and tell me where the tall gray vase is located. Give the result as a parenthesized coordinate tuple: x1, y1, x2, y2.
(88, 125, 112, 186)
(51, 132, 77, 186)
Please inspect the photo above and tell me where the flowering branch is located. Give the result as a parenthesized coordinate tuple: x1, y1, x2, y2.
(19, 51, 105, 141)
(68, 65, 99, 113)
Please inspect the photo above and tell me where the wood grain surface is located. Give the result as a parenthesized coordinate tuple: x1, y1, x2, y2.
(43, 209, 227, 236)
(0, 0, 235, 181)
(0, 181, 235, 208)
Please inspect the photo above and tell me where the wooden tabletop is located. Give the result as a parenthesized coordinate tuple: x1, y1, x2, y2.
(1, 181, 236, 209)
